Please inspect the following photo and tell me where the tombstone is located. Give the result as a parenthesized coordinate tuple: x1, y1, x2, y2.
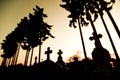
(45, 47, 52, 60)
(89, 32, 102, 48)
(67, 57, 85, 80)
(56, 49, 65, 68)
(92, 47, 111, 63)
(38, 47, 58, 80)
(33, 56, 37, 65)
(90, 32, 112, 74)
(89, 32, 111, 63)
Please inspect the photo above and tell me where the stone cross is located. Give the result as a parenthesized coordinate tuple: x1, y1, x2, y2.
(89, 32, 103, 48)
(45, 47, 52, 60)
(58, 49, 63, 56)
(34, 56, 37, 65)
(57, 49, 63, 61)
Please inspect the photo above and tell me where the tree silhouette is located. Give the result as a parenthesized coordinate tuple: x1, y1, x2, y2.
(83, 0, 104, 48)
(15, 5, 55, 66)
(60, 0, 88, 59)
(15, 17, 30, 66)
(1, 17, 30, 66)
(98, 0, 120, 38)
(60, 0, 105, 59)
(27, 13, 39, 66)
(1, 5, 55, 66)
(30, 5, 55, 64)
(21, 41, 31, 66)
(95, 0, 120, 59)
(1, 31, 18, 66)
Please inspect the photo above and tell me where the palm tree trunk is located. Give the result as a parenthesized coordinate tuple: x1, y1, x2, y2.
(38, 44, 41, 63)
(8, 58, 11, 67)
(26, 50, 30, 66)
(12, 53, 18, 65)
(106, 9, 120, 38)
(24, 51, 27, 66)
(1, 58, 7, 67)
(99, 12, 119, 59)
(14, 44, 21, 65)
(30, 48, 34, 66)
(77, 18, 87, 59)
(24, 50, 30, 66)
(89, 16, 102, 48)
(5, 58, 8, 66)
(89, 17, 97, 36)
(11, 54, 16, 65)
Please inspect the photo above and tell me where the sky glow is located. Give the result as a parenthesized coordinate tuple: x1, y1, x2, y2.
(0, 0, 120, 65)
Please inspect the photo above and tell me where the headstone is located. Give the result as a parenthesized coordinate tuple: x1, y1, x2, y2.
(57, 49, 63, 61)
(56, 49, 65, 68)
(45, 47, 52, 60)
(34, 56, 37, 65)
(92, 47, 112, 73)
(89, 32, 102, 48)
(90, 32, 112, 73)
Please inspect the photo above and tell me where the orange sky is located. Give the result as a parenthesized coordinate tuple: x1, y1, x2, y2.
(0, 0, 120, 65)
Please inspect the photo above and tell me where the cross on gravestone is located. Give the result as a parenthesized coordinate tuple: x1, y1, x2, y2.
(57, 49, 63, 61)
(45, 47, 52, 60)
(89, 32, 103, 48)
(34, 56, 37, 65)
(56, 49, 65, 67)
(58, 49, 63, 56)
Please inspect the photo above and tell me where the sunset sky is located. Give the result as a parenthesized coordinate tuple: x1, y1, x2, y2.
(0, 0, 120, 65)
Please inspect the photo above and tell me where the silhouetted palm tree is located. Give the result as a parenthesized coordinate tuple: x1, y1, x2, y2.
(60, 0, 105, 59)
(21, 41, 31, 66)
(1, 40, 8, 66)
(27, 13, 39, 66)
(21, 6, 55, 66)
(16, 17, 31, 66)
(14, 43, 20, 65)
(63, 0, 119, 59)
(1, 5, 55, 66)
(96, 0, 120, 59)
(1, 20, 28, 66)
(6, 31, 21, 66)
(83, 0, 104, 48)
(60, 0, 88, 59)
(4, 17, 30, 66)
(98, 0, 120, 38)
(31, 5, 55, 63)
(1, 32, 18, 66)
